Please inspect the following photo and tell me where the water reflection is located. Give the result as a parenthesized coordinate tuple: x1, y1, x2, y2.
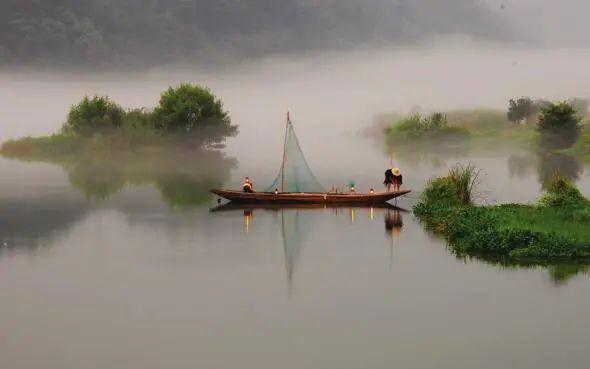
(6, 148, 236, 210)
(0, 197, 90, 254)
(212, 203, 408, 291)
(384, 208, 404, 237)
(508, 150, 583, 188)
(537, 151, 583, 188)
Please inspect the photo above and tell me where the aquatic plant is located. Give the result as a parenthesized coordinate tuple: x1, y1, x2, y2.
(414, 165, 590, 264)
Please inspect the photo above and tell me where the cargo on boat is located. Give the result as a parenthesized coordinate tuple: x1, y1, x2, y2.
(210, 113, 411, 205)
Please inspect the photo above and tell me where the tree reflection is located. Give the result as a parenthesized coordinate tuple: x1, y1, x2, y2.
(537, 151, 583, 189)
(55, 147, 235, 209)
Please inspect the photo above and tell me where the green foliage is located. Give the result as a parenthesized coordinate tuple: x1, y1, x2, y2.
(153, 83, 236, 142)
(416, 163, 480, 210)
(539, 176, 588, 208)
(64, 96, 125, 136)
(7, 83, 237, 153)
(507, 97, 537, 124)
(414, 166, 590, 264)
(122, 108, 156, 134)
(386, 112, 468, 141)
(538, 101, 581, 149)
(448, 163, 481, 205)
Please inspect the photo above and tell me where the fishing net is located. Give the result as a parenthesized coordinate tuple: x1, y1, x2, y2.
(265, 120, 325, 193)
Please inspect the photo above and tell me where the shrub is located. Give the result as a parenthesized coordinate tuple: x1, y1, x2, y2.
(386, 112, 468, 142)
(539, 176, 588, 209)
(121, 108, 156, 134)
(64, 95, 125, 135)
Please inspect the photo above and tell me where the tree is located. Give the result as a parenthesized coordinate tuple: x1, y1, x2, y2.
(537, 102, 581, 149)
(64, 95, 125, 135)
(507, 97, 536, 124)
(153, 83, 237, 142)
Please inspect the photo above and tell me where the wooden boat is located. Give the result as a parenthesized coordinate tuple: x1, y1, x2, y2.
(210, 201, 410, 212)
(210, 189, 411, 205)
(210, 112, 411, 205)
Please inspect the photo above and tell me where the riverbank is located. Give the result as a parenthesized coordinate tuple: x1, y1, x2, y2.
(414, 165, 590, 264)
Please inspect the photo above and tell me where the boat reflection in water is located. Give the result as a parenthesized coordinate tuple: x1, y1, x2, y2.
(385, 209, 404, 238)
(211, 203, 407, 291)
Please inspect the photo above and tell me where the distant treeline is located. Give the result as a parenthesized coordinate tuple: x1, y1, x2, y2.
(0, 0, 509, 66)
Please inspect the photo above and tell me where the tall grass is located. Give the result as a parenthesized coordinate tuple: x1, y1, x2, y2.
(448, 163, 481, 205)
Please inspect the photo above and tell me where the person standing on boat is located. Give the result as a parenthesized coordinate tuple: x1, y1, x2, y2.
(243, 177, 254, 192)
(392, 168, 403, 192)
(384, 168, 402, 192)
(384, 168, 394, 192)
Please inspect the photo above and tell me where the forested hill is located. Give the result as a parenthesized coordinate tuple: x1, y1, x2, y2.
(0, 0, 510, 67)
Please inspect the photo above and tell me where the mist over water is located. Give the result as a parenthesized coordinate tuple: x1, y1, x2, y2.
(3, 45, 590, 189)
(2, 44, 590, 369)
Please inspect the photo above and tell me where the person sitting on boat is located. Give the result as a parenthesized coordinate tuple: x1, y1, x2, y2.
(243, 177, 254, 193)
(392, 168, 403, 192)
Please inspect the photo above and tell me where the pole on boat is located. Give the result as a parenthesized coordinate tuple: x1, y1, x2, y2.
(280, 112, 290, 193)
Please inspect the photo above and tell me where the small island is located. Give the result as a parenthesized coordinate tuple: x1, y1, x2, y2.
(372, 97, 590, 163)
(0, 83, 238, 209)
(414, 163, 590, 264)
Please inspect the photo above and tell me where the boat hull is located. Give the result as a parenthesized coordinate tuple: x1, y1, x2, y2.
(210, 189, 410, 204)
(210, 202, 409, 212)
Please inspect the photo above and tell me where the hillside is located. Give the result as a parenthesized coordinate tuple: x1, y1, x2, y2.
(0, 0, 511, 66)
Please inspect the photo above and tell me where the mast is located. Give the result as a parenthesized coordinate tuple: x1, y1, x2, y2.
(280, 112, 290, 192)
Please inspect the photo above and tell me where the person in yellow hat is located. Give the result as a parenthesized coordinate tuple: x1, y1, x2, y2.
(383, 168, 394, 192)
(391, 167, 403, 192)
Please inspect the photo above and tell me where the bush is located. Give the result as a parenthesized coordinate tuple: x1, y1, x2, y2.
(64, 95, 125, 135)
(121, 108, 156, 134)
(417, 163, 480, 208)
(539, 176, 588, 209)
(387, 112, 468, 142)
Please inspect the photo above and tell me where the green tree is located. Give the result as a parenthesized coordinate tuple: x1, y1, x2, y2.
(153, 83, 236, 142)
(64, 95, 125, 135)
(507, 97, 536, 124)
(538, 102, 581, 149)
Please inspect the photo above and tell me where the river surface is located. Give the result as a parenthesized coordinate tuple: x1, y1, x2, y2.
(1, 47, 590, 369)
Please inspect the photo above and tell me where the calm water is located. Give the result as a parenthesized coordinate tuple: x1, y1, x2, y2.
(2, 48, 590, 369)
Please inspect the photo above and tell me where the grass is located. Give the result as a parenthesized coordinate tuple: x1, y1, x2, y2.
(414, 166, 590, 264)
(570, 130, 590, 162)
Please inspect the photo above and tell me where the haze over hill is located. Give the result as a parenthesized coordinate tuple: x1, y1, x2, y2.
(0, 0, 511, 67)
